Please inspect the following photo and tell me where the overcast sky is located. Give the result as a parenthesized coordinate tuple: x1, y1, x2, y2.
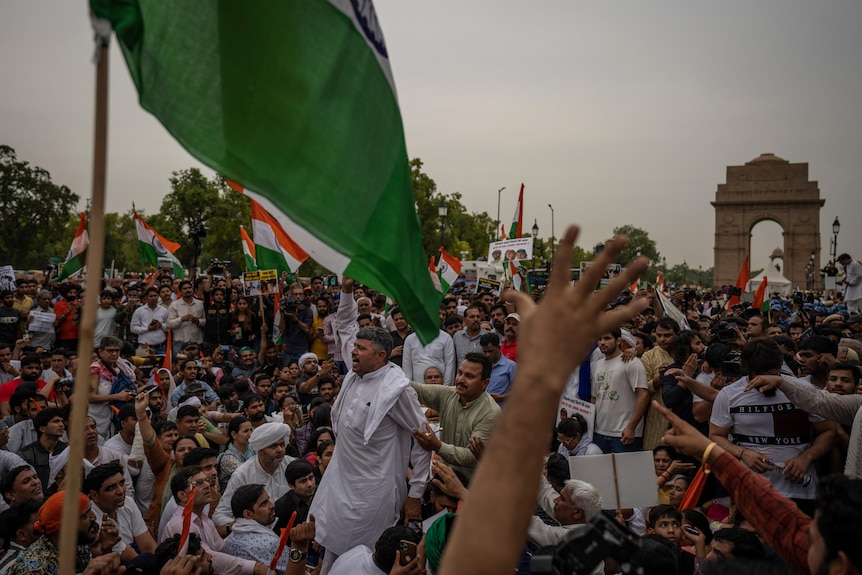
(2, 1, 859, 273)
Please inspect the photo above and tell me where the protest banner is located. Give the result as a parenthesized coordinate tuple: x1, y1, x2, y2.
(488, 237, 534, 263)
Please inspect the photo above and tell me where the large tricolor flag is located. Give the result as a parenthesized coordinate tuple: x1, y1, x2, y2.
(239, 226, 258, 272)
(727, 256, 750, 308)
(133, 208, 184, 278)
(508, 183, 524, 239)
(437, 247, 462, 293)
(53, 213, 89, 282)
(92, 0, 442, 344)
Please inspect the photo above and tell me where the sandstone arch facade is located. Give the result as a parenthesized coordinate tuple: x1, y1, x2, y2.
(712, 154, 824, 291)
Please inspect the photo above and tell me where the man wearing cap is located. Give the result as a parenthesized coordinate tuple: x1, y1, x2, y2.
(310, 278, 431, 573)
(500, 313, 520, 361)
(170, 358, 218, 408)
(213, 422, 295, 531)
(167, 280, 206, 355)
(6, 490, 110, 575)
(130, 286, 169, 354)
(838, 253, 862, 314)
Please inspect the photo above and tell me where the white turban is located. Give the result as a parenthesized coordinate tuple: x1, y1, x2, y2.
(619, 329, 637, 349)
(48, 446, 96, 488)
(298, 353, 319, 369)
(249, 422, 292, 452)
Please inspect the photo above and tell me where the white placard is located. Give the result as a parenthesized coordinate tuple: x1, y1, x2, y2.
(569, 452, 659, 510)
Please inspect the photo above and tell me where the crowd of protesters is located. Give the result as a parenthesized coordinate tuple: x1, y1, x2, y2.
(0, 246, 859, 575)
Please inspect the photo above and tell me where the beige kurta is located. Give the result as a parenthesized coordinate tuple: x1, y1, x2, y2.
(640, 346, 674, 450)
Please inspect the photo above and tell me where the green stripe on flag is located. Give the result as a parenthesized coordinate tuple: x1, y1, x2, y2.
(93, 0, 442, 344)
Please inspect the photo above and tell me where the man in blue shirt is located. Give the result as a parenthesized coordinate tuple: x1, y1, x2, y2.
(481, 333, 516, 403)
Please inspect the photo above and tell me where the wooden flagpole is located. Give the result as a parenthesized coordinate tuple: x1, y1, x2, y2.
(58, 37, 110, 575)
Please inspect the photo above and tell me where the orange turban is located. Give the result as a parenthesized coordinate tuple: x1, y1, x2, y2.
(34, 491, 91, 535)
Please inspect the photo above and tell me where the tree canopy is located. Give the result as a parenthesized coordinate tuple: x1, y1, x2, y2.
(0, 145, 80, 269)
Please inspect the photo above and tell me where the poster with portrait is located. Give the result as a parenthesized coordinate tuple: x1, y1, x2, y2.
(556, 395, 596, 440)
(488, 237, 534, 264)
(244, 270, 279, 296)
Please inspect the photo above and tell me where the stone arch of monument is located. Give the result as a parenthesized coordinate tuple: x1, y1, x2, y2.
(712, 153, 824, 291)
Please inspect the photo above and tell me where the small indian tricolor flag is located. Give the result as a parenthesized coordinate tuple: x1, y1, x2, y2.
(239, 225, 258, 272)
(54, 212, 89, 282)
(437, 248, 462, 292)
(134, 208, 184, 278)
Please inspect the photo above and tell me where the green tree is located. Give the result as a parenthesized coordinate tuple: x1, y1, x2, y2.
(156, 168, 222, 269)
(410, 158, 495, 261)
(606, 225, 660, 267)
(0, 145, 80, 268)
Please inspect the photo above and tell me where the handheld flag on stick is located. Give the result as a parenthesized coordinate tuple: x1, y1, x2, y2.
(234, 187, 309, 275)
(727, 256, 750, 308)
(429, 257, 442, 293)
(508, 183, 524, 239)
(752, 277, 769, 311)
(239, 225, 258, 272)
(178, 487, 196, 555)
(54, 213, 89, 282)
(269, 511, 297, 571)
(92, 0, 442, 345)
(437, 248, 462, 293)
(133, 207, 184, 278)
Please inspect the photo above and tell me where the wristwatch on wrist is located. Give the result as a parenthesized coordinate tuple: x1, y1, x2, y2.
(289, 548, 308, 563)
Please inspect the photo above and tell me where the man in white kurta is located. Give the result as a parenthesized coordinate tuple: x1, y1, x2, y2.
(838, 253, 862, 313)
(212, 422, 295, 528)
(310, 279, 431, 569)
(402, 329, 457, 386)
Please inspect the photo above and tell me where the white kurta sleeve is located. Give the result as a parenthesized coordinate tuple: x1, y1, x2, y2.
(442, 334, 457, 386)
(336, 292, 358, 362)
(388, 385, 432, 499)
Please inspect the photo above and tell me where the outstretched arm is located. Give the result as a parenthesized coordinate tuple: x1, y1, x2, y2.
(437, 227, 648, 575)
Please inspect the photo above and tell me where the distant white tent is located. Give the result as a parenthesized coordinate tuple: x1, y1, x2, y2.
(748, 263, 792, 296)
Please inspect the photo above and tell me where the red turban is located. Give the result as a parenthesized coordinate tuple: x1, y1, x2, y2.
(34, 490, 90, 535)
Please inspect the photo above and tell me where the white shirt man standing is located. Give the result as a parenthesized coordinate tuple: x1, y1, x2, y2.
(310, 278, 431, 573)
(130, 287, 169, 352)
(590, 329, 649, 453)
(838, 253, 862, 314)
(167, 280, 205, 355)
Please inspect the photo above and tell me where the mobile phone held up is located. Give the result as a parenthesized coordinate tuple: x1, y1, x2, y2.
(399, 541, 418, 566)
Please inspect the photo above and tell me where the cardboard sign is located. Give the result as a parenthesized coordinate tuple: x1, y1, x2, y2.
(477, 277, 501, 296)
(0, 266, 17, 291)
(488, 237, 534, 263)
(243, 270, 279, 296)
(569, 451, 659, 510)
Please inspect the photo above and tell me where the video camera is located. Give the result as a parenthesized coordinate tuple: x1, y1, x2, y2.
(530, 512, 643, 575)
(712, 321, 738, 344)
(209, 259, 231, 276)
(720, 350, 743, 379)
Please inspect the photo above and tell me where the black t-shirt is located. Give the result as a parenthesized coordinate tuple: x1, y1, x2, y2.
(0, 306, 21, 345)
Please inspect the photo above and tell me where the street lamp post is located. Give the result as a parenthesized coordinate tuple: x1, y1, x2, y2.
(438, 198, 448, 248)
(548, 204, 555, 261)
(830, 217, 841, 261)
(531, 219, 539, 289)
(683, 260, 688, 286)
